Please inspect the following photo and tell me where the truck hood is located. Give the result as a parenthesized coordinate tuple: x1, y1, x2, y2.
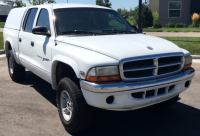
(57, 34, 182, 60)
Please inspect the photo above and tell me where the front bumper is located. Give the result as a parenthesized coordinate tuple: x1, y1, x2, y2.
(80, 68, 195, 111)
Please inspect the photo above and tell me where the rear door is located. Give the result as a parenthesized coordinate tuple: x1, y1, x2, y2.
(19, 8, 38, 66)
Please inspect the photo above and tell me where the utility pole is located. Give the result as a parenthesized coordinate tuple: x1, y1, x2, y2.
(138, 0, 143, 33)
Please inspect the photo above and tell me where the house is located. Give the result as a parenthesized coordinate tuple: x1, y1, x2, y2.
(149, 0, 200, 27)
(0, 0, 14, 22)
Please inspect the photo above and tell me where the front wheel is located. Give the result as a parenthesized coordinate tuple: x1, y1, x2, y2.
(57, 77, 93, 134)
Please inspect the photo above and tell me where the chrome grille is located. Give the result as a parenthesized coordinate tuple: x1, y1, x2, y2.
(120, 53, 184, 81)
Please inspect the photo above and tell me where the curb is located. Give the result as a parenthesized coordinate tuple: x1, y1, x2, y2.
(0, 50, 6, 60)
(0, 49, 5, 55)
(192, 55, 200, 59)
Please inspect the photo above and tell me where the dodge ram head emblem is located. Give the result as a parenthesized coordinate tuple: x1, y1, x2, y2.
(147, 46, 153, 50)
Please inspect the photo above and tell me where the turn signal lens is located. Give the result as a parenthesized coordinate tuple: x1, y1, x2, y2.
(86, 75, 121, 82)
(183, 63, 192, 71)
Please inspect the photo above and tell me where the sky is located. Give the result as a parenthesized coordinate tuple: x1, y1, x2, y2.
(25, 0, 148, 10)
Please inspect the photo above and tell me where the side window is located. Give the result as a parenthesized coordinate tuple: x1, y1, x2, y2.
(23, 8, 38, 32)
(22, 9, 30, 30)
(36, 9, 50, 30)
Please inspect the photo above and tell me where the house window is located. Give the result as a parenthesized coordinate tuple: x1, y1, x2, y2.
(169, 1, 182, 18)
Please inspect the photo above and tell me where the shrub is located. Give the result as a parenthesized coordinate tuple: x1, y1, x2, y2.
(176, 23, 186, 28)
(153, 22, 162, 28)
(166, 22, 175, 28)
(191, 13, 199, 27)
(132, 3, 153, 28)
(152, 11, 159, 26)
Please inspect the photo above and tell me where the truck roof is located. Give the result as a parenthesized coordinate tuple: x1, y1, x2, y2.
(32, 3, 111, 10)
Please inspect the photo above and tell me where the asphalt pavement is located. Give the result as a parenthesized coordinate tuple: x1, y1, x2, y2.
(0, 58, 200, 136)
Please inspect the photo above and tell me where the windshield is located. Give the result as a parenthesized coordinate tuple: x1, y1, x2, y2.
(54, 8, 136, 36)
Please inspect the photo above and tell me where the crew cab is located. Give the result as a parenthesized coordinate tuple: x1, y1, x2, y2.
(3, 4, 195, 134)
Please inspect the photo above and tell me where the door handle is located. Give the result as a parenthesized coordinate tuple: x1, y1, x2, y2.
(31, 41, 34, 47)
(19, 38, 22, 42)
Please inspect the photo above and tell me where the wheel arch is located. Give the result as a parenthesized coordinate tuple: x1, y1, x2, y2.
(51, 55, 80, 90)
(4, 38, 13, 58)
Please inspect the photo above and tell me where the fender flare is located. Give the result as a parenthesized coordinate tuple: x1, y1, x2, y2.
(5, 37, 20, 64)
(51, 55, 80, 90)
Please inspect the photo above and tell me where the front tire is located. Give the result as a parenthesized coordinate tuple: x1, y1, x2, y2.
(57, 77, 93, 134)
(7, 50, 25, 81)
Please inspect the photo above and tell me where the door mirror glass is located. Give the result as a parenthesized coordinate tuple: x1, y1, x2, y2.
(32, 26, 51, 36)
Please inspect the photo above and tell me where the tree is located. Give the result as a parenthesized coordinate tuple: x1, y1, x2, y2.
(132, 3, 153, 27)
(96, 0, 112, 8)
(27, 0, 56, 5)
(21, 3, 26, 7)
(15, 0, 22, 7)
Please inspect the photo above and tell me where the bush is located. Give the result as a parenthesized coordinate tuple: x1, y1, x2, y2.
(152, 11, 159, 26)
(166, 22, 175, 28)
(153, 22, 162, 28)
(132, 3, 153, 28)
(191, 13, 199, 27)
(176, 23, 186, 28)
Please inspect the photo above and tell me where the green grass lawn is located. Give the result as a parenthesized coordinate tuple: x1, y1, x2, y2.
(160, 37, 200, 55)
(0, 22, 5, 28)
(144, 28, 200, 32)
(0, 32, 3, 50)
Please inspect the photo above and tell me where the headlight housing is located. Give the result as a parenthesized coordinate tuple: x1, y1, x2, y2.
(183, 55, 192, 71)
(86, 66, 120, 82)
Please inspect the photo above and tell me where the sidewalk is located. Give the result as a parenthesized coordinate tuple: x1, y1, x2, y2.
(0, 28, 3, 32)
(145, 32, 200, 37)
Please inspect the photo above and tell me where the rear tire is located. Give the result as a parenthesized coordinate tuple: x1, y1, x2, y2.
(7, 50, 25, 81)
(155, 95, 179, 108)
(57, 77, 93, 134)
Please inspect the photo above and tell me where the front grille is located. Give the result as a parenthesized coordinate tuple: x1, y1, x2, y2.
(121, 54, 183, 80)
(159, 56, 182, 65)
(158, 64, 181, 75)
(124, 69, 153, 78)
(123, 59, 154, 69)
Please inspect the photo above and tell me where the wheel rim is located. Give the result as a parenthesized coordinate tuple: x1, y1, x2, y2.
(9, 57, 13, 74)
(60, 90, 73, 121)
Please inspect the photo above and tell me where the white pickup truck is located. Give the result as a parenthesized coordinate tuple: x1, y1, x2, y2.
(3, 4, 195, 133)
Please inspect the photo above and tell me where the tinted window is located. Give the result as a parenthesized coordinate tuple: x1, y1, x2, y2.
(22, 9, 31, 30)
(24, 8, 38, 32)
(54, 8, 135, 36)
(37, 9, 50, 30)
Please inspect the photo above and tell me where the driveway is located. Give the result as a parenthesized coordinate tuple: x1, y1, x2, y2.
(145, 32, 200, 37)
(0, 58, 200, 136)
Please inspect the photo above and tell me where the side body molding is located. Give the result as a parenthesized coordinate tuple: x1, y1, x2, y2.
(51, 55, 80, 90)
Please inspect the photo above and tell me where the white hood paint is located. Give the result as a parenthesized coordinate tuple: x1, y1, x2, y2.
(57, 34, 183, 60)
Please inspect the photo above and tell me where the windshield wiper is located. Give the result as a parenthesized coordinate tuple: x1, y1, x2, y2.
(60, 30, 107, 35)
(102, 29, 136, 34)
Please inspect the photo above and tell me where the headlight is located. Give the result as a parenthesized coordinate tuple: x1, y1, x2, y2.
(183, 55, 192, 71)
(86, 66, 120, 82)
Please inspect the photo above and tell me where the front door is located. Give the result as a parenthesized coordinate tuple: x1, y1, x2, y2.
(30, 8, 54, 83)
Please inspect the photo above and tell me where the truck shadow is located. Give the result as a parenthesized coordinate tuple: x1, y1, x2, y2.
(19, 71, 200, 136)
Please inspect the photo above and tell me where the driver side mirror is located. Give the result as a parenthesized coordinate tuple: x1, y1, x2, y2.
(32, 26, 51, 37)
